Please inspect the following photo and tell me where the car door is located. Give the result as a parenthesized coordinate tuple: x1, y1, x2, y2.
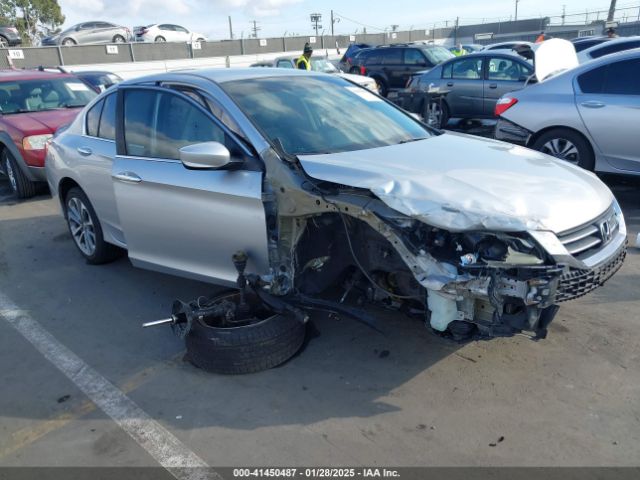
(441, 57, 484, 116)
(484, 55, 533, 116)
(111, 86, 269, 284)
(381, 48, 404, 88)
(403, 49, 429, 87)
(71, 93, 124, 244)
(173, 25, 190, 42)
(92, 22, 114, 43)
(575, 58, 640, 172)
(157, 24, 174, 41)
(75, 22, 97, 44)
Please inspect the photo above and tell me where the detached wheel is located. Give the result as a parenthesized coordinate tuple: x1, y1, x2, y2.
(531, 128, 595, 171)
(185, 291, 306, 375)
(423, 99, 449, 129)
(1, 150, 37, 199)
(65, 187, 121, 264)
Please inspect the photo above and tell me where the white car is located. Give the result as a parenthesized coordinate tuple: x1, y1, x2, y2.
(134, 24, 206, 44)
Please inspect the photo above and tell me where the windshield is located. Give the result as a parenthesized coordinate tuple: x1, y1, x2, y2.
(310, 58, 339, 73)
(222, 75, 431, 155)
(0, 78, 97, 114)
(422, 46, 455, 65)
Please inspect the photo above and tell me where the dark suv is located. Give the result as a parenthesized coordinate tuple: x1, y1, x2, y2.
(350, 44, 454, 96)
(0, 25, 22, 48)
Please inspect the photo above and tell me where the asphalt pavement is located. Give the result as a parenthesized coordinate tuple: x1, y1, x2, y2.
(0, 168, 639, 470)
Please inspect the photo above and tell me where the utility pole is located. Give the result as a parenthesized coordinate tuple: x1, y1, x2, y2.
(251, 20, 260, 38)
(331, 10, 334, 36)
(607, 0, 617, 21)
(454, 17, 459, 45)
(228, 16, 234, 39)
(562, 5, 566, 25)
(310, 13, 322, 36)
(515, 0, 520, 21)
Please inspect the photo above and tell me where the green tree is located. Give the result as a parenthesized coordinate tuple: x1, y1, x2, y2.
(0, 0, 65, 46)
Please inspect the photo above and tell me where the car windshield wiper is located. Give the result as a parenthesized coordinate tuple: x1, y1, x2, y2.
(0, 109, 31, 115)
(397, 137, 429, 145)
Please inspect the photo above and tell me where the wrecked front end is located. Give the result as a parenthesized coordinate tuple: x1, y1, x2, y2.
(257, 142, 627, 342)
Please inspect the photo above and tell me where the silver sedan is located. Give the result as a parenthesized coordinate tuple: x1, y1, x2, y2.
(495, 48, 640, 175)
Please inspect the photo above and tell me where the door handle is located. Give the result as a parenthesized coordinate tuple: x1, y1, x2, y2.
(489, 83, 498, 89)
(581, 101, 605, 109)
(77, 147, 92, 156)
(113, 171, 142, 183)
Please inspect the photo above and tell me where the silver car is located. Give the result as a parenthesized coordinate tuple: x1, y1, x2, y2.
(45, 69, 626, 372)
(495, 49, 640, 174)
(41, 22, 131, 46)
(577, 36, 640, 63)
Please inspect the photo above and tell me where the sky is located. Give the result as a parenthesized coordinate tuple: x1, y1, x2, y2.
(57, 0, 638, 39)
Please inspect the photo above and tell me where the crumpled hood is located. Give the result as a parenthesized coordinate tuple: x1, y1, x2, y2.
(2, 109, 80, 135)
(298, 132, 613, 233)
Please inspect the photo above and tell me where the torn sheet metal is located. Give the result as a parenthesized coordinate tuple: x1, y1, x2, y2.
(298, 132, 612, 233)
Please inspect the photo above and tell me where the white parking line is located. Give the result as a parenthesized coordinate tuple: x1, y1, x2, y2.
(0, 292, 221, 480)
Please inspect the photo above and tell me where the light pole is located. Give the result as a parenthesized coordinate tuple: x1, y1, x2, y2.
(515, 0, 521, 21)
(607, 0, 617, 21)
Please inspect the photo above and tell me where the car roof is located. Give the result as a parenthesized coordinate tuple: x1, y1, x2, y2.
(0, 69, 75, 81)
(121, 68, 325, 86)
(584, 35, 640, 50)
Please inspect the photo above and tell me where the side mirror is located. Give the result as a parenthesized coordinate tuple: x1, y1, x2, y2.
(179, 142, 236, 169)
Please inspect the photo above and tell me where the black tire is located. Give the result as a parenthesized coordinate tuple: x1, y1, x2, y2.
(374, 77, 389, 97)
(186, 292, 306, 375)
(112, 35, 126, 43)
(62, 38, 76, 46)
(530, 128, 595, 171)
(1, 149, 37, 199)
(423, 98, 449, 129)
(155, 36, 166, 43)
(64, 187, 121, 264)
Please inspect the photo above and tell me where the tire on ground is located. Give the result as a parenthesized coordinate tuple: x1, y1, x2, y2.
(530, 128, 595, 171)
(1, 149, 37, 199)
(64, 187, 122, 264)
(185, 295, 306, 375)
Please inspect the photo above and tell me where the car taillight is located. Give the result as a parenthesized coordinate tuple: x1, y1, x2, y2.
(495, 97, 518, 117)
(360, 66, 367, 75)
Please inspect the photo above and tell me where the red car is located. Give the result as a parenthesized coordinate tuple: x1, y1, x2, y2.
(0, 69, 97, 198)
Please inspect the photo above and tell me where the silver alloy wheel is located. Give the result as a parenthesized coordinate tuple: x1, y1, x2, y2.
(114, 35, 125, 43)
(541, 138, 580, 164)
(67, 197, 96, 256)
(426, 102, 443, 128)
(63, 38, 75, 46)
(0, 37, 8, 48)
(3, 158, 17, 192)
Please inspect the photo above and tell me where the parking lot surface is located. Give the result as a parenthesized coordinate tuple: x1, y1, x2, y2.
(0, 173, 639, 468)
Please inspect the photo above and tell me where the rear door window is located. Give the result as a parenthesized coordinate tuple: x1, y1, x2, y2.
(603, 59, 640, 95)
(451, 58, 483, 79)
(578, 65, 607, 93)
(98, 93, 117, 140)
(277, 59, 294, 68)
(381, 48, 402, 65)
(85, 99, 104, 137)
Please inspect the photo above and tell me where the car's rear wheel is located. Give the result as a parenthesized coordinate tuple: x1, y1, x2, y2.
(531, 129, 595, 171)
(0, 36, 8, 48)
(1, 150, 37, 199)
(65, 187, 121, 264)
(62, 38, 76, 46)
(423, 99, 449, 129)
(374, 78, 388, 97)
(155, 36, 166, 43)
(112, 35, 126, 43)
(185, 291, 306, 375)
